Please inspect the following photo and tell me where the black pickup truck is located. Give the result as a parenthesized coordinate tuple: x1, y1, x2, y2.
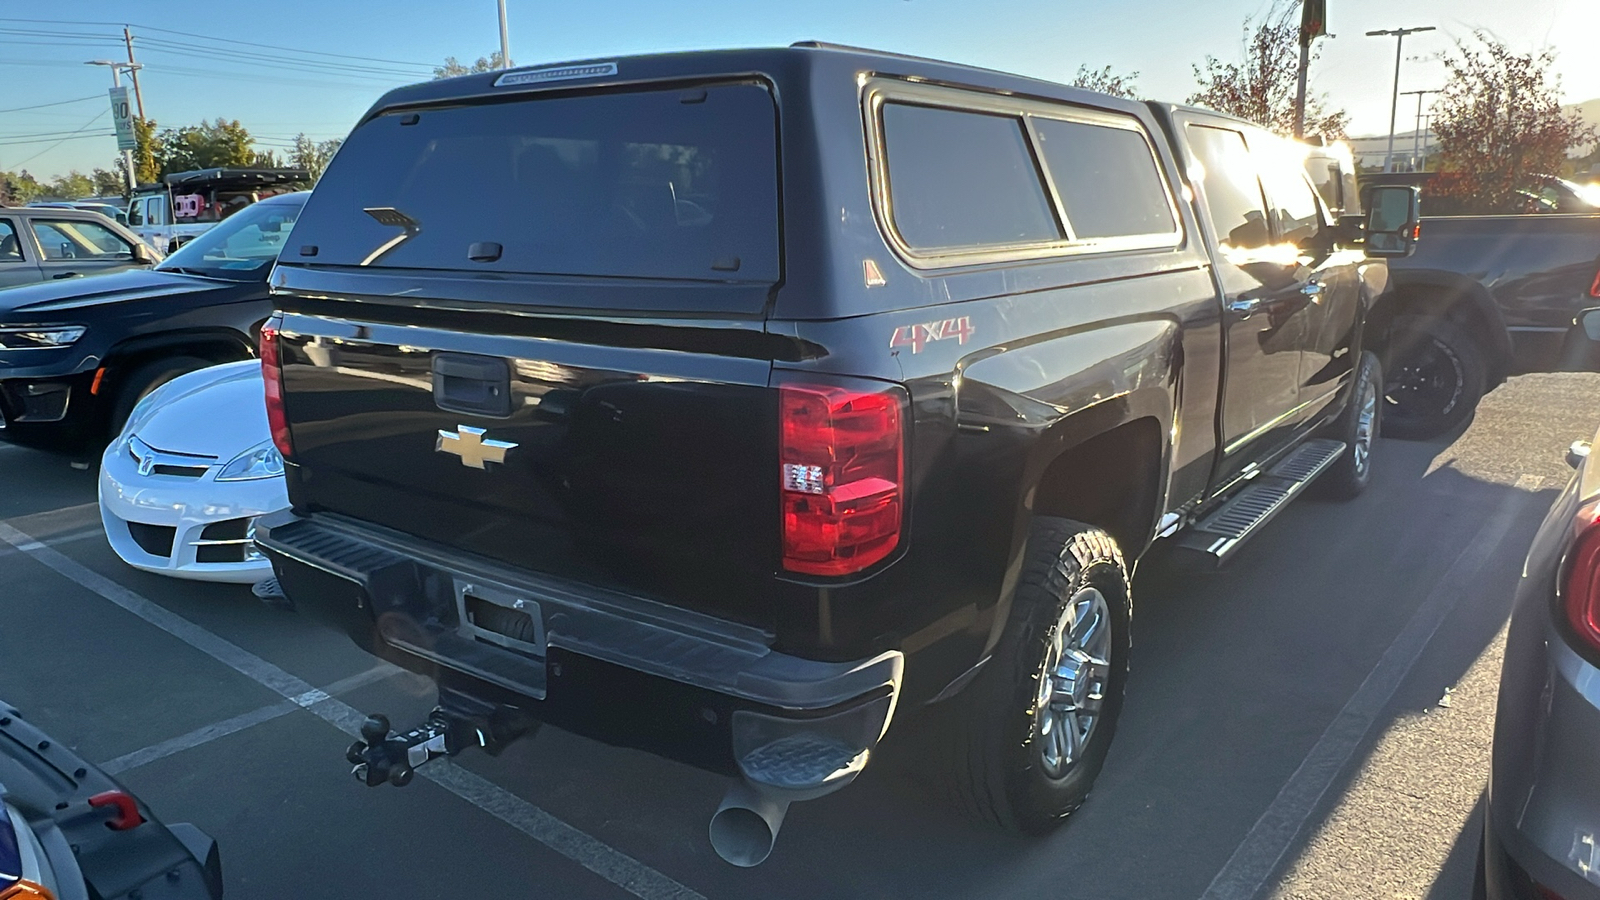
(254, 45, 1417, 866)
(1322, 169, 1600, 438)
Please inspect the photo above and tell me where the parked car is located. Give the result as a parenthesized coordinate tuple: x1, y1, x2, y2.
(254, 45, 1418, 867)
(99, 360, 284, 584)
(0, 192, 305, 450)
(0, 206, 158, 290)
(1480, 314, 1600, 900)
(0, 702, 223, 900)
(127, 167, 308, 254)
(1315, 164, 1600, 438)
(27, 201, 131, 227)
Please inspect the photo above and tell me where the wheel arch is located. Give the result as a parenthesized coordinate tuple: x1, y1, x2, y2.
(96, 327, 257, 407)
(1377, 270, 1512, 385)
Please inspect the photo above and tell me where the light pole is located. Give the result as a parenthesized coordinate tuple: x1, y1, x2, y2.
(497, 0, 511, 70)
(1366, 26, 1435, 173)
(86, 60, 142, 192)
(1400, 89, 1440, 172)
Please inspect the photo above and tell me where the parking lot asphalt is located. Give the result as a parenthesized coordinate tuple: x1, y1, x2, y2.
(4, 372, 1599, 900)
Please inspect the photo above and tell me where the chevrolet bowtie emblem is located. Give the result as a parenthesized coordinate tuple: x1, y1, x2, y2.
(436, 425, 517, 470)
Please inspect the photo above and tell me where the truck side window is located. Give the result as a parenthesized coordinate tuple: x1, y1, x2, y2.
(0, 220, 21, 261)
(881, 103, 1060, 251)
(1031, 117, 1177, 240)
(147, 198, 167, 227)
(1186, 125, 1271, 251)
(126, 200, 144, 227)
(1254, 140, 1322, 245)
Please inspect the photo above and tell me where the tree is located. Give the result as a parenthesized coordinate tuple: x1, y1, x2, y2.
(288, 133, 344, 183)
(433, 51, 510, 79)
(1430, 33, 1598, 214)
(1070, 65, 1141, 100)
(91, 168, 124, 198)
(44, 171, 96, 199)
(0, 170, 44, 206)
(1188, 0, 1348, 140)
(153, 118, 259, 175)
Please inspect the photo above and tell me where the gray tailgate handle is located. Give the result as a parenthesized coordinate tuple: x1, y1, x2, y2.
(432, 353, 512, 418)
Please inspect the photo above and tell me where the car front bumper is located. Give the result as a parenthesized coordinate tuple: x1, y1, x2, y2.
(99, 435, 286, 584)
(255, 510, 903, 792)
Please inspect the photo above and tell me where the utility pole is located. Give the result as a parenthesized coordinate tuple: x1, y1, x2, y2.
(1293, 0, 1328, 139)
(86, 60, 141, 192)
(122, 26, 145, 120)
(1400, 89, 1439, 172)
(497, 0, 511, 70)
(1367, 26, 1435, 173)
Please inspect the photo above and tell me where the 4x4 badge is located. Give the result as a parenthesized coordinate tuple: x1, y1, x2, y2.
(890, 316, 974, 354)
(437, 425, 517, 470)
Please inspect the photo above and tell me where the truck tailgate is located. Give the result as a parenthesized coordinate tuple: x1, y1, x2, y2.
(274, 299, 780, 627)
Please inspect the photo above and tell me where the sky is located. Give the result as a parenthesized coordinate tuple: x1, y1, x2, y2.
(2, 0, 1596, 181)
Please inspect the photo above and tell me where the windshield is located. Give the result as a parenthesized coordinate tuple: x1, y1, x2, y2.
(156, 196, 305, 281)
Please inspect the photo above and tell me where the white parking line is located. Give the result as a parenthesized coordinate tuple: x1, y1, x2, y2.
(1198, 476, 1538, 900)
(0, 525, 104, 561)
(99, 664, 404, 776)
(0, 521, 707, 900)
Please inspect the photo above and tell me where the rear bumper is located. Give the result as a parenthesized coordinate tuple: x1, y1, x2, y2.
(1484, 614, 1600, 900)
(256, 510, 902, 788)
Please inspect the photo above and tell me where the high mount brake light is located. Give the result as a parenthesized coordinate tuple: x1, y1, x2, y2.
(779, 382, 905, 577)
(260, 317, 293, 459)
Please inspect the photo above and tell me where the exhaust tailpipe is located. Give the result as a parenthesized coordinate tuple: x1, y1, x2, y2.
(708, 781, 791, 867)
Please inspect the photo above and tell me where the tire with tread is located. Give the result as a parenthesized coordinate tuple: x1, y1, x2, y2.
(107, 356, 211, 438)
(1382, 315, 1486, 440)
(1313, 350, 1381, 500)
(927, 517, 1131, 833)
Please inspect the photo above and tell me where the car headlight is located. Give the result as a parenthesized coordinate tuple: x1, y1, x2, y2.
(0, 326, 86, 350)
(216, 440, 284, 482)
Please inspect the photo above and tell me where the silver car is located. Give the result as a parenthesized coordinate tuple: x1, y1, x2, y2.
(1483, 358, 1600, 898)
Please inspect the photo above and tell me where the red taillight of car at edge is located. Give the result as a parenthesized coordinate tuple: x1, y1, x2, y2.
(260, 317, 293, 459)
(779, 381, 905, 577)
(1564, 508, 1600, 652)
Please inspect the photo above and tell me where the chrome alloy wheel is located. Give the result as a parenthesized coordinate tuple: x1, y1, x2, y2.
(1035, 586, 1113, 778)
(1353, 374, 1377, 477)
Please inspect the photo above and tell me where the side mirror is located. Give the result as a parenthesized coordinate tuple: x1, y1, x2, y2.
(132, 243, 155, 265)
(1363, 185, 1421, 258)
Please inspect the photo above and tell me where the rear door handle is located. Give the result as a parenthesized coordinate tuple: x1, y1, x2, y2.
(1301, 281, 1322, 298)
(51, 272, 79, 280)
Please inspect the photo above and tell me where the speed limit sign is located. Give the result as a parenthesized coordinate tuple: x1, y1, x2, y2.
(109, 86, 136, 151)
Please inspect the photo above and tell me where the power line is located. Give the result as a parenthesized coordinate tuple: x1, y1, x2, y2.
(0, 94, 100, 114)
(1, 108, 109, 169)
(0, 17, 435, 68)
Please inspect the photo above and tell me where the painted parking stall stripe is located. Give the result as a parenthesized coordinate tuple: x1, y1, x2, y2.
(0, 521, 708, 900)
(100, 664, 403, 775)
(1198, 475, 1541, 900)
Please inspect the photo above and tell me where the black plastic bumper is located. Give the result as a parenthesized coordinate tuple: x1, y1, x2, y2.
(255, 510, 902, 777)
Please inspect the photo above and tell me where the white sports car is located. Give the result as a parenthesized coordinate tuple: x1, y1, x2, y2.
(99, 360, 285, 583)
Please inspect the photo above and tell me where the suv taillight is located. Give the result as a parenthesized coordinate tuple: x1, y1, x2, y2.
(779, 381, 905, 577)
(260, 317, 293, 459)
(1565, 501, 1600, 652)
(1588, 265, 1600, 299)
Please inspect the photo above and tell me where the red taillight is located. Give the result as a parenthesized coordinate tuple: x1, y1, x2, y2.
(1565, 513, 1600, 652)
(779, 382, 904, 577)
(1588, 265, 1600, 299)
(260, 317, 293, 459)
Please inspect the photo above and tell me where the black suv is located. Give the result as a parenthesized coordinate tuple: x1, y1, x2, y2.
(255, 45, 1416, 866)
(0, 192, 305, 448)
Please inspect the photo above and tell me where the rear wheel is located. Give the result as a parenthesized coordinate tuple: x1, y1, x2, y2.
(1382, 316, 1486, 440)
(107, 356, 210, 439)
(930, 518, 1131, 833)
